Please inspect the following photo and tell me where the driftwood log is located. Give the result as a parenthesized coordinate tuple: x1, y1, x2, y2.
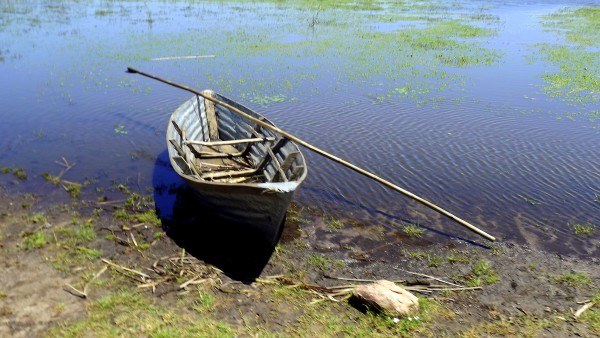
(353, 280, 419, 317)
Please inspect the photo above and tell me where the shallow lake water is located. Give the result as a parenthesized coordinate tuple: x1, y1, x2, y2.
(0, 0, 598, 255)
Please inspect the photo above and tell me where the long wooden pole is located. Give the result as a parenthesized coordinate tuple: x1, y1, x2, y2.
(126, 67, 496, 242)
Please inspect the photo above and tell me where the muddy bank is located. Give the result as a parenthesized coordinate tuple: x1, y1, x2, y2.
(0, 184, 598, 337)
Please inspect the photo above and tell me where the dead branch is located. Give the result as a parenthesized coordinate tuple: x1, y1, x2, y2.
(102, 258, 150, 281)
(574, 302, 595, 318)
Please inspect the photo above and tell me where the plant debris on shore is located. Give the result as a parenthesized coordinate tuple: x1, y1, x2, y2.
(0, 182, 598, 337)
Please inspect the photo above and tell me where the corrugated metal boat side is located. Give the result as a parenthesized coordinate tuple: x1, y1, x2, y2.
(182, 177, 297, 244)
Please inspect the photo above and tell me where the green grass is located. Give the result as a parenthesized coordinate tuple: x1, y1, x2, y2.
(447, 251, 471, 264)
(553, 272, 592, 287)
(28, 212, 47, 224)
(286, 205, 307, 224)
(76, 223, 97, 242)
(427, 255, 444, 268)
(288, 296, 434, 337)
(467, 260, 499, 286)
(192, 290, 216, 313)
(49, 290, 236, 337)
(406, 251, 428, 260)
(402, 223, 424, 237)
(306, 254, 331, 271)
(76, 246, 102, 260)
(22, 230, 49, 250)
(134, 210, 161, 227)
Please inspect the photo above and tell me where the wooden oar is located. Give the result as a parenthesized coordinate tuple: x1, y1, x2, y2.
(126, 67, 496, 242)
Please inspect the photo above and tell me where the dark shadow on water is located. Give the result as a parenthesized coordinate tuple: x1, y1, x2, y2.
(152, 150, 276, 283)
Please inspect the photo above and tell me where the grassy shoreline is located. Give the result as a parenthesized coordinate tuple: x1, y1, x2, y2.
(1, 184, 598, 337)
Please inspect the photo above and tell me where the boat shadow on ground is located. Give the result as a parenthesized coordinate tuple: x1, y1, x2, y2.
(152, 150, 276, 283)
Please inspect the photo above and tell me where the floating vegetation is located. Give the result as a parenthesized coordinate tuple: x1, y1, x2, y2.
(114, 124, 128, 135)
(542, 7, 600, 47)
(569, 222, 596, 237)
(62, 181, 82, 198)
(250, 94, 287, 106)
(41, 172, 60, 185)
(12, 168, 27, 180)
(1, 167, 29, 180)
(94, 9, 114, 17)
(117, 184, 131, 195)
(535, 7, 600, 105)
(522, 196, 541, 206)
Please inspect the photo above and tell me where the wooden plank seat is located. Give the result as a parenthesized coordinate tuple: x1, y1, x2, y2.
(169, 119, 295, 183)
(183, 137, 275, 147)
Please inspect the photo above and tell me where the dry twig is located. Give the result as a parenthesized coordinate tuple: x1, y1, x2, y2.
(574, 302, 595, 318)
(64, 266, 107, 299)
(102, 258, 150, 281)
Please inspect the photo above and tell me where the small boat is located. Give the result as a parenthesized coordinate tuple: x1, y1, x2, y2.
(166, 91, 307, 244)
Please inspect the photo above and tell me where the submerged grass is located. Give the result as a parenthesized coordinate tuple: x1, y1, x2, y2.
(74, 0, 501, 105)
(569, 222, 596, 237)
(535, 7, 600, 106)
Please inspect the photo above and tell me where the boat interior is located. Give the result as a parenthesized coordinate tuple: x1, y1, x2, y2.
(168, 93, 305, 184)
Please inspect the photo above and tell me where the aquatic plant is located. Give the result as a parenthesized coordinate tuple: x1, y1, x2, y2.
(569, 222, 596, 237)
(535, 7, 600, 105)
(41, 172, 60, 185)
(402, 223, 424, 237)
(63, 181, 82, 198)
(114, 124, 128, 135)
(250, 94, 287, 106)
(522, 196, 540, 206)
(13, 168, 27, 180)
(326, 217, 345, 231)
